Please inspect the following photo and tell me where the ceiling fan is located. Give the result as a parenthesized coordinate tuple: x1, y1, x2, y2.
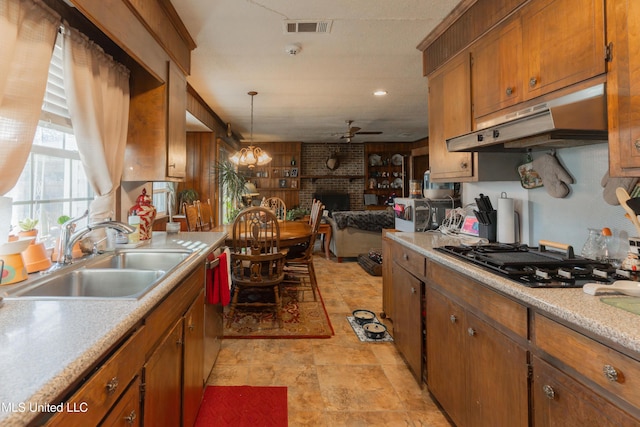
(339, 120, 382, 142)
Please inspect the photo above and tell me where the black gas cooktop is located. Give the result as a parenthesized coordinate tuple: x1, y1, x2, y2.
(436, 243, 637, 288)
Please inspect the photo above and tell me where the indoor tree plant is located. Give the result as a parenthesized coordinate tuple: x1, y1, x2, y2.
(211, 160, 248, 223)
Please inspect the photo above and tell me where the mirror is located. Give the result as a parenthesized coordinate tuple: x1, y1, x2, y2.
(326, 154, 339, 171)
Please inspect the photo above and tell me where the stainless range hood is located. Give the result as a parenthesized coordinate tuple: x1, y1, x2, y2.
(446, 84, 608, 152)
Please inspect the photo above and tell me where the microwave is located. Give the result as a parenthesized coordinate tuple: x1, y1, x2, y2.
(394, 197, 460, 232)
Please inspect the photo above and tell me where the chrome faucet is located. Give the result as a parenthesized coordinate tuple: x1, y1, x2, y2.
(54, 210, 135, 265)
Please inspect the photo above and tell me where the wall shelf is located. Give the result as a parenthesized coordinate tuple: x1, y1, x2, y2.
(301, 175, 364, 183)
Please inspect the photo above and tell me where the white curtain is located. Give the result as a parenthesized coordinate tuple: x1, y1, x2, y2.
(0, 0, 60, 195)
(62, 25, 130, 223)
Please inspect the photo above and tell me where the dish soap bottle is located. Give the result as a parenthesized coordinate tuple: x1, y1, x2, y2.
(127, 212, 140, 244)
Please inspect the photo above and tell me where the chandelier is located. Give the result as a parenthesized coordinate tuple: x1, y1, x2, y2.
(229, 91, 272, 169)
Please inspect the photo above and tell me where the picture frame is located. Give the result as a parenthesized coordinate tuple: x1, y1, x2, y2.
(291, 180, 298, 188)
(290, 167, 298, 177)
(279, 179, 287, 188)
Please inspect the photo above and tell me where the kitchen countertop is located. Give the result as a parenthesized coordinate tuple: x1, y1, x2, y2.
(387, 231, 640, 356)
(0, 231, 226, 427)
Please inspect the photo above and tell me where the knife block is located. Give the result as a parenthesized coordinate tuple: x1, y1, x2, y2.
(479, 211, 497, 242)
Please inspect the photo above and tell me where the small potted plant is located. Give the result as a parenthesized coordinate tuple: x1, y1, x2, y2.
(18, 217, 39, 239)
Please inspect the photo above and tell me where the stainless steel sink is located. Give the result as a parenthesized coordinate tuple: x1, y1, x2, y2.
(87, 249, 192, 271)
(7, 269, 166, 299)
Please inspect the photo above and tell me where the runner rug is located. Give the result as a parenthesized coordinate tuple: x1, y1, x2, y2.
(223, 281, 334, 339)
(195, 386, 287, 427)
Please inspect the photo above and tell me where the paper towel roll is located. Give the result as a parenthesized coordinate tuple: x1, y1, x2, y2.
(497, 194, 515, 244)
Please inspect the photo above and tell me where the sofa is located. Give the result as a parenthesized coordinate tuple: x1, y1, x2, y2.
(325, 209, 394, 262)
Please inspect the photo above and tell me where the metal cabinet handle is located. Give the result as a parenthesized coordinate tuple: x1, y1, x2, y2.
(188, 323, 195, 332)
(105, 377, 119, 394)
(603, 364, 619, 382)
(529, 77, 538, 87)
(168, 163, 176, 168)
(403, 253, 409, 261)
(634, 139, 640, 151)
(124, 410, 137, 424)
(449, 314, 457, 323)
(176, 338, 183, 346)
(410, 287, 416, 294)
(505, 87, 513, 96)
(467, 327, 476, 336)
(542, 384, 556, 400)
(460, 162, 468, 169)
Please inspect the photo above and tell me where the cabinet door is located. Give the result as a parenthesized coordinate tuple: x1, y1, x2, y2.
(522, 0, 605, 99)
(465, 311, 528, 427)
(472, 18, 523, 118)
(426, 286, 466, 427)
(100, 376, 141, 427)
(381, 235, 394, 320)
(532, 356, 638, 427)
(143, 318, 184, 427)
(167, 60, 187, 179)
(428, 52, 473, 180)
(182, 290, 205, 427)
(607, 0, 640, 176)
(391, 261, 423, 383)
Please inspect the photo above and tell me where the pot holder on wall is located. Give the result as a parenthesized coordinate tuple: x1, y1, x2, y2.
(517, 151, 543, 189)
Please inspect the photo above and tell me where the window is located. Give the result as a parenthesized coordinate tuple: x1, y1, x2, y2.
(6, 32, 93, 246)
(152, 181, 174, 217)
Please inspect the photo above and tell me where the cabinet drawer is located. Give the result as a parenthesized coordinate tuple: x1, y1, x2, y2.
(47, 327, 144, 427)
(427, 260, 527, 339)
(99, 376, 140, 427)
(534, 313, 640, 410)
(391, 244, 425, 279)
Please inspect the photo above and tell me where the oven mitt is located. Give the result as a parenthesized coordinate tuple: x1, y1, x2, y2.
(601, 171, 638, 205)
(532, 153, 573, 198)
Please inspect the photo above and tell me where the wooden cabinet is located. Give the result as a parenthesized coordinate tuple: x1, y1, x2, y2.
(607, 0, 640, 176)
(124, 60, 187, 181)
(533, 313, 640, 422)
(239, 142, 301, 209)
(425, 261, 529, 427)
(471, 18, 523, 118)
(532, 356, 638, 427)
(182, 291, 206, 427)
(521, 0, 605, 100)
(380, 231, 394, 320)
(143, 318, 184, 427)
(428, 52, 474, 181)
(100, 376, 141, 426)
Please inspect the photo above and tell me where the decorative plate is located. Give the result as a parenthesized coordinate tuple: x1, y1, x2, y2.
(368, 178, 377, 189)
(369, 154, 382, 166)
(392, 177, 403, 189)
(391, 154, 403, 166)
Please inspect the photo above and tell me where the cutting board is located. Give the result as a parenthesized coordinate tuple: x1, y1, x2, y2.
(600, 297, 640, 315)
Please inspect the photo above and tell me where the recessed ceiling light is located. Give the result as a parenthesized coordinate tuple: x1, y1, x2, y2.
(373, 90, 388, 96)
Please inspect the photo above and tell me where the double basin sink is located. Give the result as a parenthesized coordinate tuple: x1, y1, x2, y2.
(4, 249, 196, 300)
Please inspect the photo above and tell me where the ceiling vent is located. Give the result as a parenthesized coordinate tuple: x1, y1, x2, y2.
(284, 20, 332, 34)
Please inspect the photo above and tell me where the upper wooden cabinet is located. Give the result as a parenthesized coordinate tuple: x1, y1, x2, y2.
(472, 18, 523, 118)
(607, 0, 640, 177)
(521, 0, 605, 100)
(124, 61, 187, 181)
(428, 52, 474, 180)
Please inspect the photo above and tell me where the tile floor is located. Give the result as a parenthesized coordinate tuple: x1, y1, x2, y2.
(207, 252, 452, 426)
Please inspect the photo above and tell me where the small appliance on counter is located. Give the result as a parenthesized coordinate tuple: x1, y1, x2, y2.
(423, 170, 455, 199)
(394, 197, 460, 232)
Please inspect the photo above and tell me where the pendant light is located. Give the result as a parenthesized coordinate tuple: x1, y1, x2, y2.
(229, 91, 272, 168)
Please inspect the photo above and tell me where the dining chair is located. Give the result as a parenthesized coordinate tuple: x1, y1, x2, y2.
(196, 199, 213, 231)
(262, 197, 287, 221)
(283, 199, 324, 301)
(227, 206, 287, 327)
(183, 202, 201, 231)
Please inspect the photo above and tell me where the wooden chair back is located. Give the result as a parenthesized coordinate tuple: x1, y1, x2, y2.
(196, 199, 213, 231)
(232, 206, 281, 256)
(262, 197, 287, 221)
(183, 202, 200, 231)
(288, 199, 324, 262)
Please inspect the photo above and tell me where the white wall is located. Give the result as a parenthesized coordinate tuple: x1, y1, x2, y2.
(462, 143, 635, 259)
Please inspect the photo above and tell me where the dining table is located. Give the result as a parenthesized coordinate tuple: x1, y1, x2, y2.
(212, 220, 312, 248)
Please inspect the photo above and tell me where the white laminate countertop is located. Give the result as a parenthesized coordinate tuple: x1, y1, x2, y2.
(387, 231, 640, 356)
(0, 231, 226, 427)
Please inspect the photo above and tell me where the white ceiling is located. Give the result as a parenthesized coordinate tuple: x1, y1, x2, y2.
(173, 0, 460, 143)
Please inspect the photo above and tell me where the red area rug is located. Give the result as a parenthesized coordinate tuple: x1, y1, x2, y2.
(195, 386, 287, 427)
(223, 280, 333, 339)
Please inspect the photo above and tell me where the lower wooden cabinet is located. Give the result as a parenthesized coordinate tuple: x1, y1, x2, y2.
(532, 356, 638, 427)
(182, 291, 205, 427)
(425, 261, 528, 427)
(100, 376, 142, 427)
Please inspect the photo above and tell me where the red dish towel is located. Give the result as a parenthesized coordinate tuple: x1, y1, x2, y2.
(206, 252, 230, 306)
